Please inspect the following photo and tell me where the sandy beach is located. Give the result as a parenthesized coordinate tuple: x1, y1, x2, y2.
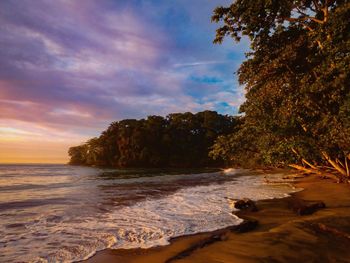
(85, 172, 350, 263)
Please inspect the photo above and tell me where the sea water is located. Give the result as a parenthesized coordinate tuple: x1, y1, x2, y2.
(0, 164, 300, 262)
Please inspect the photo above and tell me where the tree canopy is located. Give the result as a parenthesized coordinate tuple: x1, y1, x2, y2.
(68, 111, 240, 168)
(210, 0, 350, 179)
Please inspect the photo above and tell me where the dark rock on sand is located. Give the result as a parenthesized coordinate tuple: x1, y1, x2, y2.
(234, 198, 258, 212)
(290, 198, 326, 215)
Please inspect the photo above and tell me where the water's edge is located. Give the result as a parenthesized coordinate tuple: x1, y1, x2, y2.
(81, 169, 302, 263)
(0, 165, 301, 263)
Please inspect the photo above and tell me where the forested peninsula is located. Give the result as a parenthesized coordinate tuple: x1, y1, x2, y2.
(69, 0, 349, 182)
(68, 111, 240, 168)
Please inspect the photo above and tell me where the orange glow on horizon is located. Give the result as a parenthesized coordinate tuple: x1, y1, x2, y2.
(0, 141, 70, 164)
(0, 123, 91, 164)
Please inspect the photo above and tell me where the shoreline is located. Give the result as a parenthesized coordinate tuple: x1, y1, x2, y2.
(84, 172, 350, 263)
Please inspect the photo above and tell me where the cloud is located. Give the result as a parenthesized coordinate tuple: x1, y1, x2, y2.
(173, 61, 230, 68)
(0, 0, 249, 162)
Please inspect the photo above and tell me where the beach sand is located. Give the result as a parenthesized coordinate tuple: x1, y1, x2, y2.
(85, 173, 350, 263)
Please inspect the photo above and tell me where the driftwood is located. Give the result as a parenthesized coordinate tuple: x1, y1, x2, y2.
(289, 197, 326, 216)
(316, 223, 350, 240)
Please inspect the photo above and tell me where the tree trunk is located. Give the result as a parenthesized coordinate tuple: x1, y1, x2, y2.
(322, 152, 347, 177)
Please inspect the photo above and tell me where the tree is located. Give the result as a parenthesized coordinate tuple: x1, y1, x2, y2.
(67, 111, 239, 168)
(68, 144, 88, 165)
(85, 137, 103, 165)
(211, 1, 350, 179)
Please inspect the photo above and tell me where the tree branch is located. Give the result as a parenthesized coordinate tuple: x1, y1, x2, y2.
(283, 17, 319, 31)
(289, 164, 339, 181)
(344, 153, 350, 177)
(322, 152, 347, 177)
(284, 17, 324, 49)
(312, 0, 321, 11)
(289, 164, 320, 174)
(302, 158, 318, 170)
(284, 13, 325, 25)
(295, 6, 309, 17)
(323, 0, 329, 22)
(336, 158, 345, 169)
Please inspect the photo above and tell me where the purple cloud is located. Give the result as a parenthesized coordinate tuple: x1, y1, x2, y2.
(0, 0, 248, 152)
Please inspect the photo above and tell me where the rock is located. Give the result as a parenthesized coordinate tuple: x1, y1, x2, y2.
(291, 199, 326, 215)
(234, 198, 258, 212)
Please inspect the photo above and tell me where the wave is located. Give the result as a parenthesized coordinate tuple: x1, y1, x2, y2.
(0, 167, 300, 263)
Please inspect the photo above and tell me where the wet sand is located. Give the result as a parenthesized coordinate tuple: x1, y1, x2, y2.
(85, 172, 350, 263)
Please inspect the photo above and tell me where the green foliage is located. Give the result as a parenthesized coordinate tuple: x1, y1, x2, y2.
(68, 145, 88, 165)
(68, 111, 239, 168)
(211, 0, 350, 167)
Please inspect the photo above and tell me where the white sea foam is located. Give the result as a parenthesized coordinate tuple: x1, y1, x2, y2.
(0, 166, 301, 263)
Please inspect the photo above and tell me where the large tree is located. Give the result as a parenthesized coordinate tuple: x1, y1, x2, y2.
(211, 1, 350, 179)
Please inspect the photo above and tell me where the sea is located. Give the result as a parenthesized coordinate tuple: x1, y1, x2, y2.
(0, 164, 301, 263)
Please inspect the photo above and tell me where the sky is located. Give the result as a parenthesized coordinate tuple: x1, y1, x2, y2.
(0, 0, 249, 164)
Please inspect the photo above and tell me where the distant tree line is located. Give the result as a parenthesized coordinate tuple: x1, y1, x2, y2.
(210, 0, 350, 181)
(68, 111, 240, 168)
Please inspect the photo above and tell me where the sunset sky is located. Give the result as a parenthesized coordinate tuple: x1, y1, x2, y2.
(0, 0, 248, 163)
